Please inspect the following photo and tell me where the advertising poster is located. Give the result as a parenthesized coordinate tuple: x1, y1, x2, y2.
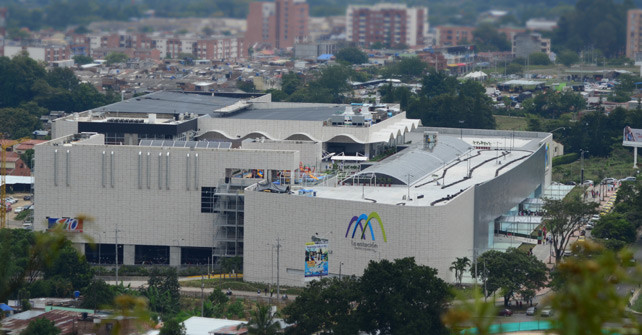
(47, 217, 83, 232)
(623, 126, 642, 143)
(304, 242, 329, 278)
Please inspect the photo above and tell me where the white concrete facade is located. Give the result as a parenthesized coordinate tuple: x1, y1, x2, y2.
(34, 133, 299, 265)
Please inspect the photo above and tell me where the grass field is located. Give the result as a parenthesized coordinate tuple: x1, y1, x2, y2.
(552, 148, 639, 183)
(494, 115, 528, 131)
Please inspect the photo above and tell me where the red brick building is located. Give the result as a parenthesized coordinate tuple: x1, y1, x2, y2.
(245, 0, 309, 49)
(435, 26, 524, 47)
(346, 4, 428, 47)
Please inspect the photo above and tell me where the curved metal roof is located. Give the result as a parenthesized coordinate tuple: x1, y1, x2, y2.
(356, 136, 471, 185)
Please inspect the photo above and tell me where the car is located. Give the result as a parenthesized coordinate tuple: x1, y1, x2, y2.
(578, 235, 586, 241)
(585, 224, 593, 230)
(5, 197, 18, 204)
(620, 176, 636, 182)
(602, 177, 617, 185)
(23, 195, 32, 201)
(526, 306, 537, 316)
(13, 207, 23, 214)
(591, 214, 600, 221)
(541, 308, 554, 317)
(498, 308, 513, 317)
(22, 223, 32, 230)
(581, 180, 594, 186)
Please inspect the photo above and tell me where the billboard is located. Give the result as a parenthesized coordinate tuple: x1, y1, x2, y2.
(47, 217, 83, 232)
(623, 126, 642, 144)
(304, 242, 328, 278)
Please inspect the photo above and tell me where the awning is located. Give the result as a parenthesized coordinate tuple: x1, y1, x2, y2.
(0, 303, 14, 311)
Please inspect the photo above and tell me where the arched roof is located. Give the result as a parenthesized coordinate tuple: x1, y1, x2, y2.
(355, 136, 472, 185)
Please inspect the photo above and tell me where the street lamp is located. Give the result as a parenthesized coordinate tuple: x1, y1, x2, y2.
(339, 262, 344, 279)
(459, 120, 465, 139)
(580, 149, 588, 186)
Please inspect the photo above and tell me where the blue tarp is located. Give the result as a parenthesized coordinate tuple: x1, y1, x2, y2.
(0, 303, 14, 311)
(317, 54, 333, 61)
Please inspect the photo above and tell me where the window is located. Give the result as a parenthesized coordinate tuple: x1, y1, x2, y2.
(201, 187, 218, 213)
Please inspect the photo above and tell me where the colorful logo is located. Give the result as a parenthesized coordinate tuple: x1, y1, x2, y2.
(47, 217, 83, 232)
(345, 212, 387, 242)
(545, 143, 550, 167)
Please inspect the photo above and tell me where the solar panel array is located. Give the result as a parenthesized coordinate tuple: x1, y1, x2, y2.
(139, 140, 232, 149)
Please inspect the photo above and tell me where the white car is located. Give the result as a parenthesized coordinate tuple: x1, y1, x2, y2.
(5, 197, 18, 204)
(13, 207, 23, 214)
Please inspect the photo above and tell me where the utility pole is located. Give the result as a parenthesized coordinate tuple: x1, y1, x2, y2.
(201, 274, 205, 317)
(339, 262, 343, 279)
(406, 174, 413, 200)
(115, 227, 120, 285)
(276, 237, 281, 300)
(580, 149, 588, 186)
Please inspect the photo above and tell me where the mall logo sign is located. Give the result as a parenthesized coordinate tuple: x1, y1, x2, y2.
(345, 212, 387, 251)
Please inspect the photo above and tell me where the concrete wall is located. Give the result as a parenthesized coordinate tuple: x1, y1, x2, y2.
(243, 187, 476, 287)
(473, 143, 548, 251)
(197, 112, 416, 144)
(34, 139, 300, 258)
(242, 139, 322, 169)
(52, 118, 79, 139)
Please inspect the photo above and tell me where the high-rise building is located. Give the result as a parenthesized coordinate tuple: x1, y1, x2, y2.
(0, 7, 6, 38)
(626, 9, 642, 61)
(245, 0, 309, 49)
(346, 3, 428, 48)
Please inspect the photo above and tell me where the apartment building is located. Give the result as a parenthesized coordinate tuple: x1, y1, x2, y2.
(346, 3, 428, 47)
(245, 0, 309, 49)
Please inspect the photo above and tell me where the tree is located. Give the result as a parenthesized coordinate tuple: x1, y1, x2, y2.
(557, 50, 580, 66)
(105, 52, 129, 65)
(237, 80, 256, 93)
(505, 63, 524, 75)
(335, 47, 368, 65)
(542, 194, 599, 262)
(21, 317, 61, 335)
(449, 257, 471, 286)
(357, 257, 452, 335)
(243, 303, 281, 335)
(552, 0, 632, 57)
(73, 55, 94, 66)
(282, 276, 360, 335)
(591, 213, 636, 245)
(160, 318, 186, 335)
(144, 267, 180, 317)
(280, 72, 302, 96)
(528, 52, 551, 65)
(81, 279, 115, 309)
(473, 248, 547, 306)
(44, 242, 93, 290)
(473, 23, 511, 52)
(550, 241, 634, 335)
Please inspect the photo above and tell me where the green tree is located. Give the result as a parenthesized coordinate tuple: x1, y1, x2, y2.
(44, 242, 93, 290)
(21, 317, 61, 335)
(357, 257, 452, 335)
(543, 194, 599, 262)
(473, 23, 511, 52)
(282, 276, 360, 335)
(553, 0, 632, 57)
(73, 55, 94, 66)
(46, 68, 79, 90)
(144, 267, 180, 317)
(81, 279, 116, 309)
(280, 72, 302, 96)
(591, 213, 636, 245)
(160, 318, 186, 335)
(105, 52, 129, 65)
(449, 257, 471, 286)
(243, 303, 281, 335)
(473, 248, 547, 306)
(557, 50, 580, 66)
(528, 52, 551, 65)
(550, 241, 635, 335)
(335, 47, 368, 65)
(237, 80, 256, 93)
(505, 63, 524, 75)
